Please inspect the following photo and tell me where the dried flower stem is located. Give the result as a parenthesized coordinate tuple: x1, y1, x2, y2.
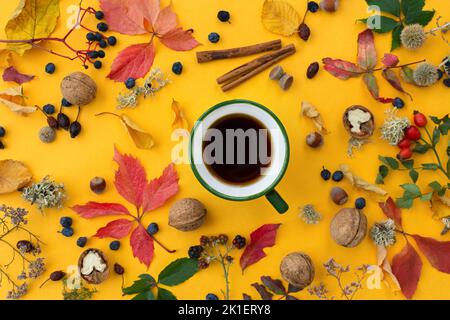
(217, 245, 233, 300)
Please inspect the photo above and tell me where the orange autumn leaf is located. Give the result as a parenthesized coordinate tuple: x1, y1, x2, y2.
(171, 99, 189, 130)
(0, 86, 37, 115)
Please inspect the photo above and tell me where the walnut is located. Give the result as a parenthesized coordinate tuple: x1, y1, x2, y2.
(60, 72, 97, 106)
(78, 248, 109, 284)
(169, 198, 207, 231)
(330, 208, 367, 248)
(343, 105, 375, 140)
(280, 252, 315, 290)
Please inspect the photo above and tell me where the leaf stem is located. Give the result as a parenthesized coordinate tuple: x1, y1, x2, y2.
(421, 127, 450, 180)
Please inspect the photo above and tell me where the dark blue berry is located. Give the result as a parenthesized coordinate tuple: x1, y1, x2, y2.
(308, 1, 319, 12)
(43, 104, 55, 115)
(0, 141, 4, 149)
(107, 36, 117, 46)
(206, 293, 219, 300)
(437, 69, 444, 80)
(97, 50, 106, 58)
(61, 227, 74, 237)
(332, 171, 344, 182)
(444, 78, 450, 88)
(125, 77, 136, 89)
(109, 240, 121, 251)
(208, 32, 220, 43)
(95, 32, 103, 41)
(217, 11, 230, 22)
(188, 245, 203, 259)
(60, 216, 72, 228)
(0, 126, 5, 138)
(76, 237, 87, 248)
(98, 39, 108, 48)
(392, 97, 405, 109)
(321, 167, 331, 181)
(172, 62, 183, 75)
(61, 98, 72, 107)
(95, 11, 104, 20)
(94, 61, 102, 69)
(355, 197, 366, 210)
(97, 22, 108, 32)
(88, 51, 99, 59)
(86, 32, 96, 41)
(45, 63, 56, 74)
(147, 223, 159, 235)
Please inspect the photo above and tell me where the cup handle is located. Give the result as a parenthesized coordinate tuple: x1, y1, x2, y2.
(265, 189, 289, 214)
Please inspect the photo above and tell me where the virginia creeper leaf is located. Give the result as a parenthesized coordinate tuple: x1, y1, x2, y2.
(260, 276, 286, 295)
(100, 0, 150, 35)
(362, 73, 393, 103)
(401, 0, 425, 17)
(391, 24, 403, 51)
(357, 29, 377, 70)
(130, 224, 154, 267)
(240, 224, 281, 272)
(153, 5, 178, 36)
(382, 69, 412, 99)
(94, 219, 134, 239)
(71, 202, 130, 219)
(2, 66, 34, 84)
(392, 242, 422, 299)
(322, 58, 362, 80)
(107, 43, 156, 82)
(142, 163, 179, 213)
(379, 197, 402, 227)
(159, 28, 200, 51)
(251, 283, 273, 300)
(158, 258, 198, 286)
(405, 10, 435, 26)
(412, 235, 450, 274)
(366, 0, 400, 17)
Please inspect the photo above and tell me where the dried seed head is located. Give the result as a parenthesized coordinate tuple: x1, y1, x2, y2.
(400, 24, 426, 50)
(413, 62, 439, 87)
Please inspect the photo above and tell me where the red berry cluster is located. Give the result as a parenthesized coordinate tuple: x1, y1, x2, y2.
(396, 111, 427, 160)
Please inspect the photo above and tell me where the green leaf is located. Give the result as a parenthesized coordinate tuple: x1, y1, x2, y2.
(364, 16, 400, 33)
(366, 0, 401, 16)
(379, 156, 399, 169)
(376, 165, 389, 184)
(400, 65, 415, 83)
(400, 183, 421, 197)
(413, 143, 431, 154)
(422, 163, 439, 171)
(438, 187, 447, 197)
(439, 123, 450, 135)
(157, 287, 177, 300)
(420, 192, 433, 201)
(401, 0, 425, 18)
(432, 127, 440, 146)
(409, 169, 419, 183)
(396, 197, 414, 208)
(158, 258, 198, 287)
(430, 116, 441, 125)
(131, 290, 155, 300)
(122, 274, 155, 295)
(405, 10, 435, 26)
(429, 181, 442, 191)
(391, 24, 403, 51)
(401, 159, 414, 169)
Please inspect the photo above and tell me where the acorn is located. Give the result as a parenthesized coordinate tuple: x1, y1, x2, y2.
(330, 187, 348, 205)
(60, 72, 97, 106)
(343, 105, 375, 140)
(169, 198, 207, 231)
(320, 0, 339, 12)
(78, 248, 109, 284)
(280, 252, 315, 290)
(330, 208, 367, 248)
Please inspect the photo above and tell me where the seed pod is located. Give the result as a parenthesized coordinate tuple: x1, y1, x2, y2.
(330, 208, 367, 248)
(306, 132, 323, 148)
(269, 66, 285, 80)
(298, 23, 311, 41)
(57, 113, 70, 130)
(280, 252, 314, 290)
(279, 74, 294, 90)
(16, 240, 34, 253)
(307, 62, 320, 79)
(114, 263, 125, 275)
(69, 121, 82, 138)
(330, 187, 348, 205)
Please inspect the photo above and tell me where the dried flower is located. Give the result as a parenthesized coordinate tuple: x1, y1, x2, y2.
(413, 62, 439, 87)
(117, 68, 170, 109)
(380, 109, 410, 146)
(22, 176, 65, 211)
(6, 283, 28, 300)
(441, 217, 450, 235)
(0, 205, 28, 226)
(299, 204, 322, 224)
(17, 271, 27, 280)
(28, 258, 45, 279)
(400, 24, 426, 50)
(308, 282, 332, 300)
(370, 219, 396, 247)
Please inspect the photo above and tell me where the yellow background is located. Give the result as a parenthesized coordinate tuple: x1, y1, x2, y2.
(0, 0, 449, 300)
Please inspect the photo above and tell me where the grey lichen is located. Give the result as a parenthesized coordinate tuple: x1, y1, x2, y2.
(22, 176, 66, 211)
(370, 219, 396, 247)
(299, 204, 322, 224)
(380, 109, 410, 146)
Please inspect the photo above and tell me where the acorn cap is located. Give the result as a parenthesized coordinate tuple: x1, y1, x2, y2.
(169, 198, 207, 232)
(330, 208, 367, 248)
(78, 248, 109, 284)
(60, 72, 97, 106)
(343, 105, 375, 140)
(280, 252, 315, 290)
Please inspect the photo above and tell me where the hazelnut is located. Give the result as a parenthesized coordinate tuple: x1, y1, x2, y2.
(330, 208, 367, 248)
(78, 248, 109, 284)
(343, 105, 375, 140)
(60, 72, 97, 106)
(280, 252, 315, 290)
(320, 0, 339, 12)
(330, 187, 348, 205)
(90, 177, 106, 194)
(169, 198, 207, 231)
(306, 132, 323, 148)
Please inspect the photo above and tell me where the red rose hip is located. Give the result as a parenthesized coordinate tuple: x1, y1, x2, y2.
(397, 148, 413, 160)
(397, 138, 411, 149)
(413, 111, 427, 127)
(404, 126, 421, 141)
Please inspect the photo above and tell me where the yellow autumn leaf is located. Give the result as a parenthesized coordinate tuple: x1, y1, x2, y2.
(121, 115, 155, 150)
(0, 159, 33, 194)
(262, 0, 301, 36)
(5, 0, 60, 55)
(0, 86, 37, 115)
(431, 196, 450, 220)
(0, 50, 12, 69)
(171, 99, 189, 130)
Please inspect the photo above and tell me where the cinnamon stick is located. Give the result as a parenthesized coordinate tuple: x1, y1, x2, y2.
(196, 39, 282, 63)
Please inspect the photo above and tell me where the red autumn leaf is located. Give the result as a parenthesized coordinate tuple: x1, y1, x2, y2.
(153, 5, 178, 36)
(412, 235, 450, 274)
(362, 73, 393, 104)
(379, 197, 402, 227)
(392, 242, 422, 299)
(95, 219, 135, 239)
(2, 66, 34, 84)
(107, 43, 156, 82)
(113, 147, 148, 208)
(130, 224, 154, 267)
(160, 28, 200, 51)
(322, 58, 362, 80)
(240, 224, 281, 272)
(357, 29, 377, 71)
(142, 163, 179, 213)
(71, 202, 130, 219)
(382, 53, 399, 68)
(99, 0, 150, 35)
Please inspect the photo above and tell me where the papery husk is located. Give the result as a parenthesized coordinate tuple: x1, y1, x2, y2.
(340, 164, 388, 197)
(301, 101, 328, 134)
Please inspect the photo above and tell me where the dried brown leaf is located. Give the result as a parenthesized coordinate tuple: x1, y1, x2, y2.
(0, 159, 33, 194)
(171, 99, 189, 130)
(121, 115, 155, 150)
(340, 164, 388, 196)
(0, 86, 36, 115)
(301, 101, 328, 134)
